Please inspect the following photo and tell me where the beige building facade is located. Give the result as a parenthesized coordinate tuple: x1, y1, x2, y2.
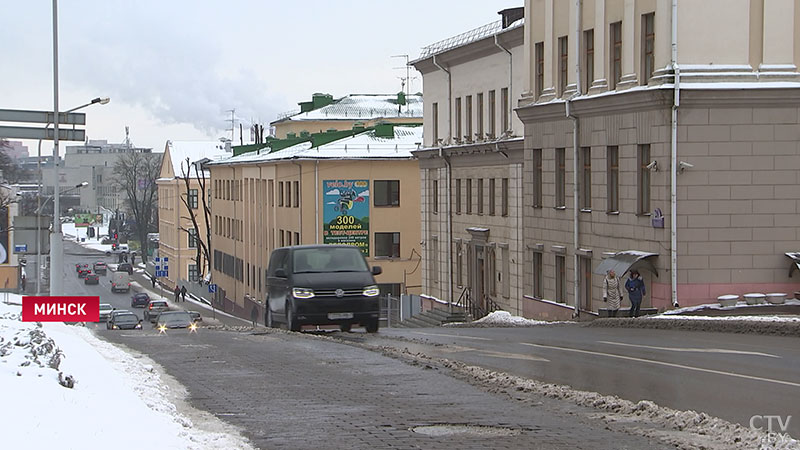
(207, 126, 423, 320)
(413, 11, 528, 316)
(517, 0, 800, 317)
(156, 141, 230, 291)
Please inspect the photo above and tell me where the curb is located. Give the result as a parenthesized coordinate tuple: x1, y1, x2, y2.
(587, 317, 800, 337)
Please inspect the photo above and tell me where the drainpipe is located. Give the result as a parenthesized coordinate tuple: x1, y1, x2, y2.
(432, 54, 452, 144)
(670, 0, 680, 307)
(567, 0, 583, 317)
(494, 34, 513, 133)
(315, 160, 320, 243)
(440, 148, 453, 314)
(293, 161, 302, 243)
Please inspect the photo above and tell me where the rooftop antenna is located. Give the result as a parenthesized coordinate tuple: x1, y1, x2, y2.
(391, 54, 413, 111)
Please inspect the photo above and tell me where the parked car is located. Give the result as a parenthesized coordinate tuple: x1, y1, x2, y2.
(98, 303, 115, 322)
(144, 300, 170, 322)
(117, 263, 133, 275)
(111, 271, 131, 293)
(93, 261, 107, 275)
(107, 313, 142, 330)
(84, 272, 100, 285)
(130, 293, 151, 308)
(265, 245, 382, 333)
(155, 311, 194, 330)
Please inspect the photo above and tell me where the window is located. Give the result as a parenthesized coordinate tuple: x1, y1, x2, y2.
(638, 144, 651, 214)
(581, 147, 592, 210)
(610, 21, 622, 89)
(488, 90, 496, 139)
(432, 179, 439, 214)
(280, 229, 285, 247)
(285, 180, 291, 207)
(558, 36, 568, 96)
(456, 241, 463, 287)
(455, 97, 462, 143)
(187, 228, 197, 248)
(607, 146, 619, 212)
(465, 95, 473, 141)
(477, 178, 484, 214)
(555, 148, 566, 208)
(294, 232, 300, 245)
(476, 93, 484, 139)
(374, 180, 400, 207)
(293, 181, 299, 207)
(187, 188, 198, 209)
(501, 88, 509, 134)
(466, 179, 473, 214)
(455, 179, 462, 214)
(533, 149, 543, 208)
(584, 29, 594, 93)
(535, 42, 544, 99)
(501, 246, 510, 298)
(431, 236, 439, 284)
(642, 13, 655, 84)
(555, 254, 566, 303)
(501, 178, 509, 216)
(580, 256, 592, 310)
(375, 232, 400, 258)
(489, 178, 496, 215)
(188, 264, 198, 282)
(269, 180, 274, 207)
(532, 251, 543, 298)
(278, 182, 284, 206)
(431, 102, 439, 145)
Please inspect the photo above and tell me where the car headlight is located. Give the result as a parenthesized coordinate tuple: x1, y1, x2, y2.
(292, 287, 315, 299)
(362, 285, 380, 297)
(135, 323, 142, 329)
(189, 323, 198, 332)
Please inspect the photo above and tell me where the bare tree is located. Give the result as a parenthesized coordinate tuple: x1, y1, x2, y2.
(0, 140, 31, 184)
(177, 157, 213, 283)
(113, 152, 161, 262)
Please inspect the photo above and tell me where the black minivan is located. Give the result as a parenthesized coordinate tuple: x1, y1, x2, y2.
(265, 245, 382, 332)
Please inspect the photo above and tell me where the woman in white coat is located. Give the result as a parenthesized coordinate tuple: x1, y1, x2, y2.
(603, 269, 624, 317)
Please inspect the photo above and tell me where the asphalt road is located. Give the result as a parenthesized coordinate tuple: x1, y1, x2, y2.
(372, 325, 800, 438)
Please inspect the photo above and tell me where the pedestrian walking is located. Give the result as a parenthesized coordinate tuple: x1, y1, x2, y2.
(131, 253, 136, 265)
(174, 285, 181, 302)
(180, 285, 187, 302)
(118, 253, 124, 264)
(602, 269, 624, 317)
(625, 269, 646, 317)
(151, 274, 156, 288)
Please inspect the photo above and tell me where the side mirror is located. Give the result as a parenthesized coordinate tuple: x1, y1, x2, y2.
(371, 266, 382, 276)
(275, 268, 287, 278)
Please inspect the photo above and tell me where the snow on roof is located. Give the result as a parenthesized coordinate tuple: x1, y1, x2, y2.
(210, 126, 422, 165)
(414, 18, 524, 62)
(277, 94, 422, 122)
(163, 140, 230, 179)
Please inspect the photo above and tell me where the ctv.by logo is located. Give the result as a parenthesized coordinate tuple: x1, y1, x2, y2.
(750, 415, 792, 433)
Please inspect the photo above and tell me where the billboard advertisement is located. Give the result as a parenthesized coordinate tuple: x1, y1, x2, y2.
(75, 213, 103, 227)
(322, 179, 369, 256)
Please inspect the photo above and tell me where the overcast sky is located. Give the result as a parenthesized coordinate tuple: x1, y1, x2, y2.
(1, 0, 517, 154)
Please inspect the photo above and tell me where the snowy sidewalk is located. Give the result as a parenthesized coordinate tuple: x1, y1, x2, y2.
(0, 295, 253, 450)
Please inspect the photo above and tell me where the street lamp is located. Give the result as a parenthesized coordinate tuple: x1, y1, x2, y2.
(35, 181, 88, 295)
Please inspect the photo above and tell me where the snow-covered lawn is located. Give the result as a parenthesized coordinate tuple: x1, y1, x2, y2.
(61, 222, 114, 253)
(0, 295, 253, 450)
(650, 314, 800, 323)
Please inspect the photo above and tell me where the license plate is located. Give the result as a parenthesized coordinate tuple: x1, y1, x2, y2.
(328, 312, 354, 320)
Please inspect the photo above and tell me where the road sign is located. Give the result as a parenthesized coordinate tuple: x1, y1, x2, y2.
(0, 126, 86, 141)
(14, 244, 27, 252)
(155, 257, 161, 262)
(163, 257, 168, 263)
(208, 283, 217, 293)
(0, 109, 86, 125)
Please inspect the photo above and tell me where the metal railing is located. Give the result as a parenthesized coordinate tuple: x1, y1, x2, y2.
(453, 286, 500, 320)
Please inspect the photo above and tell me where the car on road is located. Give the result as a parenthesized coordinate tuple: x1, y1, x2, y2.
(117, 263, 133, 275)
(144, 300, 170, 322)
(106, 313, 142, 330)
(155, 311, 194, 330)
(93, 261, 107, 275)
(110, 271, 131, 293)
(106, 243, 129, 256)
(84, 272, 100, 285)
(186, 310, 202, 322)
(130, 292, 151, 308)
(98, 303, 115, 322)
(265, 245, 382, 333)
(108, 309, 133, 322)
(75, 263, 88, 273)
(78, 267, 91, 278)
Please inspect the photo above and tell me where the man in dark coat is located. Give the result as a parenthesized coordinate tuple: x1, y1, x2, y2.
(180, 285, 187, 302)
(625, 270, 646, 317)
(174, 285, 181, 302)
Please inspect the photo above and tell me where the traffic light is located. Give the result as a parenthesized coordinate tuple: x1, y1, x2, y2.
(114, 232, 118, 240)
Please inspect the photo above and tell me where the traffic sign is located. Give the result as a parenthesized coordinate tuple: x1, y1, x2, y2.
(14, 244, 27, 252)
(0, 109, 86, 125)
(208, 283, 217, 293)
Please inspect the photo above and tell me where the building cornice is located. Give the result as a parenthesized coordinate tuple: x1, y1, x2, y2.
(413, 26, 524, 75)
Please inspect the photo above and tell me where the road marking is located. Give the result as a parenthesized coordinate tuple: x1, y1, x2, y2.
(521, 342, 800, 388)
(475, 349, 550, 362)
(598, 340, 781, 358)
(412, 331, 493, 341)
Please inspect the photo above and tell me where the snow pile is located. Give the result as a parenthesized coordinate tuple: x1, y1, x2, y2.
(0, 296, 254, 450)
(473, 310, 551, 326)
(650, 315, 800, 323)
(663, 299, 800, 315)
